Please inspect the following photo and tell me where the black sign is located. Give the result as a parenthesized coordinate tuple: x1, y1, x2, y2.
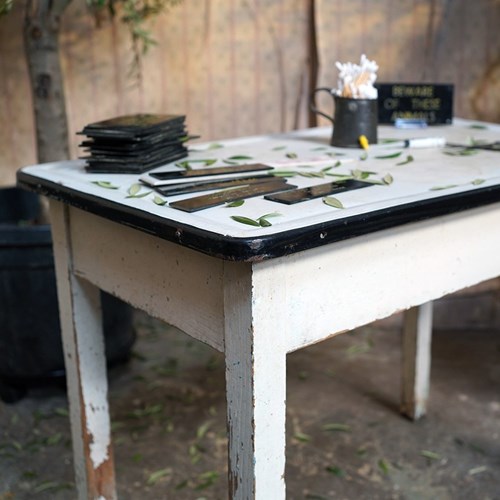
(376, 83, 453, 125)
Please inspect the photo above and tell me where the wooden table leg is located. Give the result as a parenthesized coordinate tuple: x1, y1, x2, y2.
(50, 201, 117, 500)
(401, 302, 433, 420)
(223, 262, 287, 499)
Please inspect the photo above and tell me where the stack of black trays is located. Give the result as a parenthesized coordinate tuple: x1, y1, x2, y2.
(78, 114, 189, 173)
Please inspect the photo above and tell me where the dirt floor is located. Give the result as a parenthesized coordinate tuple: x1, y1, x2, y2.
(1, 305, 500, 499)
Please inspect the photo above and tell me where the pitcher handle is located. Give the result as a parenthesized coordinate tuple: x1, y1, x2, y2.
(309, 87, 335, 123)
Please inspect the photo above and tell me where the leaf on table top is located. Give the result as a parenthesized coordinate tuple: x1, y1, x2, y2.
(286, 152, 298, 159)
(230, 215, 261, 227)
(226, 199, 245, 207)
(471, 178, 485, 185)
(92, 181, 119, 189)
(226, 155, 253, 160)
(272, 145, 287, 150)
(430, 184, 459, 191)
(374, 151, 403, 159)
(128, 183, 141, 196)
(153, 196, 167, 206)
(396, 155, 414, 166)
(382, 173, 394, 185)
(323, 196, 344, 209)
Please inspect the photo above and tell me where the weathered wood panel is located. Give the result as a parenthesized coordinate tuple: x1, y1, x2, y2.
(0, 0, 498, 185)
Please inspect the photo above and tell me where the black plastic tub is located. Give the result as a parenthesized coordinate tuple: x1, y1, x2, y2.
(0, 187, 135, 402)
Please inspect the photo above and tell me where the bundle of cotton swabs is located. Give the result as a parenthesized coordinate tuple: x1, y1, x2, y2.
(336, 54, 379, 99)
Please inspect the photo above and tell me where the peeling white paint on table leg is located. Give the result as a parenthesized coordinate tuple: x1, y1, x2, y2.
(401, 302, 433, 420)
(50, 201, 117, 500)
(224, 261, 287, 499)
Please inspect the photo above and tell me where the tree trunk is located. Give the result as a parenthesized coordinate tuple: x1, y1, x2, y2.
(24, 0, 71, 164)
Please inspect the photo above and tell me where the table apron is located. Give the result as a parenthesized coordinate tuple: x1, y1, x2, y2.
(249, 202, 500, 352)
(61, 204, 226, 352)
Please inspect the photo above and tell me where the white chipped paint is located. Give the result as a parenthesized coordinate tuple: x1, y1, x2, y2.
(71, 278, 111, 470)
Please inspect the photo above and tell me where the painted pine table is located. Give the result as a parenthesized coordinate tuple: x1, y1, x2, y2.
(18, 119, 500, 499)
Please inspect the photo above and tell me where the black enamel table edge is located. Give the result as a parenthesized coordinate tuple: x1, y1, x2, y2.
(16, 170, 500, 263)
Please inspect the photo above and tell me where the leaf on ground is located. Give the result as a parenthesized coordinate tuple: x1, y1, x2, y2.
(378, 459, 390, 474)
(468, 465, 488, 475)
(53, 407, 69, 417)
(293, 432, 311, 442)
(195, 470, 219, 490)
(421, 449, 441, 460)
(196, 421, 212, 440)
(325, 465, 345, 477)
(146, 468, 171, 485)
(286, 152, 298, 159)
(322, 423, 351, 432)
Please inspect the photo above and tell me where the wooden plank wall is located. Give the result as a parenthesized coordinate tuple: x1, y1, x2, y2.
(0, 0, 499, 186)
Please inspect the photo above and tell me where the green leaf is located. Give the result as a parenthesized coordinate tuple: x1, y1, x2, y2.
(430, 184, 459, 191)
(259, 212, 282, 219)
(175, 160, 192, 170)
(195, 470, 219, 490)
(92, 181, 119, 189)
(396, 155, 414, 166)
(258, 218, 273, 227)
(351, 169, 375, 180)
(311, 146, 328, 151)
(322, 422, 351, 432)
(271, 171, 298, 177)
(471, 178, 485, 185)
(374, 151, 403, 159)
(326, 152, 346, 157)
(378, 459, 390, 474)
(323, 196, 344, 209)
(230, 215, 261, 227)
(54, 407, 69, 417)
(147, 468, 171, 485)
(383, 173, 394, 185)
(226, 199, 245, 207)
(325, 465, 345, 477)
(196, 421, 212, 439)
(444, 148, 478, 156)
(208, 143, 224, 149)
(421, 450, 441, 460)
(293, 432, 311, 442)
(468, 124, 488, 129)
(128, 183, 141, 196)
(153, 196, 167, 206)
(126, 190, 151, 199)
(286, 152, 298, 159)
(226, 155, 253, 160)
(359, 152, 368, 161)
(272, 145, 287, 150)
(223, 159, 239, 165)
